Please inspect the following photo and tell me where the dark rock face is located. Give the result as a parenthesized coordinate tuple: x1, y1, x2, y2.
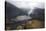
(30, 8, 44, 21)
(5, 2, 28, 18)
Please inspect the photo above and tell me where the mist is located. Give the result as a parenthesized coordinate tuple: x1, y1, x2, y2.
(6, 0, 44, 17)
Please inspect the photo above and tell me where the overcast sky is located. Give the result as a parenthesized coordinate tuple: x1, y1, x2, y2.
(6, 0, 44, 9)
